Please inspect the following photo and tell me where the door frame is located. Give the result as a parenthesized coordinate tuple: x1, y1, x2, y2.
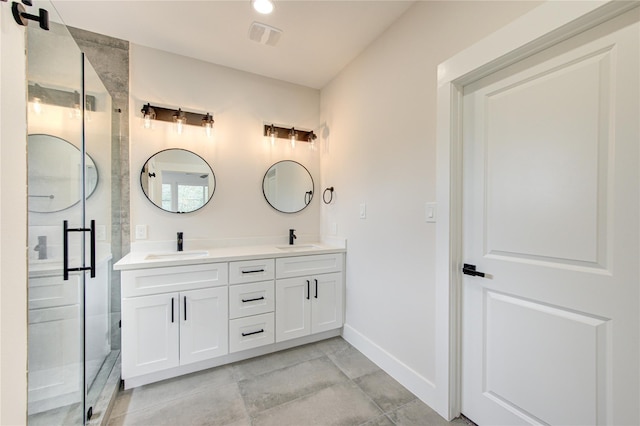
(434, 0, 639, 420)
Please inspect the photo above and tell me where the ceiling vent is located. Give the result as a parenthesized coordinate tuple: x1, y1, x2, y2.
(248, 21, 282, 47)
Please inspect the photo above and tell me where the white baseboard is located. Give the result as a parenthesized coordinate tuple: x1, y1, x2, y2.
(342, 324, 438, 413)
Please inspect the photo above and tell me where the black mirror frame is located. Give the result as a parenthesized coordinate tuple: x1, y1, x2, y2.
(262, 160, 314, 214)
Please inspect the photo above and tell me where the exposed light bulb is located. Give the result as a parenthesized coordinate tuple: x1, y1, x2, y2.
(289, 127, 297, 148)
(144, 115, 152, 129)
(176, 118, 185, 135)
(32, 97, 42, 114)
(204, 122, 213, 138)
(252, 0, 274, 15)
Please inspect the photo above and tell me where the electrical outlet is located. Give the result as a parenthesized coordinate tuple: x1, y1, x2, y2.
(135, 224, 147, 240)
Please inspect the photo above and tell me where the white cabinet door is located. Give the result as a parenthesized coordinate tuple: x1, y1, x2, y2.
(311, 272, 343, 334)
(275, 277, 311, 342)
(122, 293, 179, 378)
(180, 287, 228, 365)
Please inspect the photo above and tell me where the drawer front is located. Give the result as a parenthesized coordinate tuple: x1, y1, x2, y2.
(29, 274, 80, 309)
(229, 258, 275, 284)
(122, 263, 228, 297)
(229, 281, 274, 319)
(276, 253, 343, 279)
(229, 312, 275, 353)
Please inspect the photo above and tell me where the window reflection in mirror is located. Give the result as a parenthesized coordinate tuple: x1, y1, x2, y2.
(28, 133, 99, 213)
(140, 148, 215, 213)
(262, 160, 314, 213)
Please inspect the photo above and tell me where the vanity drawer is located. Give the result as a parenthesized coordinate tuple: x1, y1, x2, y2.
(229, 258, 275, 284)
(121, 263, 228, 298)
(276, 253, 343, 279)
(229, 312, 274, 353)
(229, 281, 274, 319)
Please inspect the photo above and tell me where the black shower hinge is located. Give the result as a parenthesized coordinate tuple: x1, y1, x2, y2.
(10, 1, 49, 30)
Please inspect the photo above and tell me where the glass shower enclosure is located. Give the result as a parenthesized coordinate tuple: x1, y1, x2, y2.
(26, 1, 120, 424)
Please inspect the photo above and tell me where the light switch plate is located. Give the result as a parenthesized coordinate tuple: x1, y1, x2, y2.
(425, 202, 437, 223)
(359, 203, 366, 219)
(135, 224, 147, 240)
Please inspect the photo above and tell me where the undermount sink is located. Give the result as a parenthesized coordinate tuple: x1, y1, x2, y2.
(276, 244, 320, 251)
(144, 250, 209, 261)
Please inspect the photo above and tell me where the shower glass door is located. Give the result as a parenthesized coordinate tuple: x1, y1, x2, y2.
(26, 1, 114, 424)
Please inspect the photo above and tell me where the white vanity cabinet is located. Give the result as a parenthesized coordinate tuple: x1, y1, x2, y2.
(275, 254, 344, 342)
(121, 263, 228, 380)
(228, 259, 276, 352)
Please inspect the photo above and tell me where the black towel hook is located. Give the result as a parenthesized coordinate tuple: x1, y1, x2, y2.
(323, 187, 334, 204)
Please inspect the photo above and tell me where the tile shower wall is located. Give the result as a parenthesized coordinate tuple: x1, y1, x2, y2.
(68, 27, 129, 350)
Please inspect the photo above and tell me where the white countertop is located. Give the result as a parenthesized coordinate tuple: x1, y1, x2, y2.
(113, 243, 346, 271)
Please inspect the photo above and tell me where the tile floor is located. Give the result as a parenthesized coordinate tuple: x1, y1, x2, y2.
(108, 337, 470, 426)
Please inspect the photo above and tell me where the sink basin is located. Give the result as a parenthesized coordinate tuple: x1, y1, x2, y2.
(144, 250, 209, 261)
(276, 244, 320, 252)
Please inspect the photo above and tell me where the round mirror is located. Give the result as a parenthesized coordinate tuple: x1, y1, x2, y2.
(28, 134, 99, 213)
(262, 160, 314, 213)
(140, 148, 216, 213)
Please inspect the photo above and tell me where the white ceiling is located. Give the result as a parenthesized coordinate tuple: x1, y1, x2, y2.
(51, 0, 415, 89)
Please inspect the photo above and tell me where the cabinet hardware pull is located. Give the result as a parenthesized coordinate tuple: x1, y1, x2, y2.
(184, 296, 187, 321)
(242, 296, 265, 303)
(242, 329, 264, 337)
(306, 280, 310, 300)
(314, 279, 318, 298)
(171, 297, 175, 323)
(242, 269, 265, 274)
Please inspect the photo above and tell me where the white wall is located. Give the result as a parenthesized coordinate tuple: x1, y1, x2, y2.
(319, 0, 540, 415)
(0, 5, 28, 425)
(129, 45, 321, 250)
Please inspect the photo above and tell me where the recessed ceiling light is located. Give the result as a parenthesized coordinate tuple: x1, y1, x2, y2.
(252, 0, 274, 15)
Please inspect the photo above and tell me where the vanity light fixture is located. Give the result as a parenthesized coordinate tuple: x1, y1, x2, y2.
(202, 113, 215, 137)
(28, 83, 96, 115)
(141, 103, 216, 137)
(251, 0, 274, 15)
(263, 124, 317, 149)
(289, 127, 297, 148)
(173, 108, 187, 134)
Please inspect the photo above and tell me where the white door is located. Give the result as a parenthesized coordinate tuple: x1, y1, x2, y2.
(180, 287, 228, 365)
(461, 8, 639, 426)
(311, 273, 343, 334)
(275, 277, 311, 342)
(121, 293, 179, 378)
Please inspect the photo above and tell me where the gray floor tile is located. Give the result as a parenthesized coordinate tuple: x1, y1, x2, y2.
(112, 364, 235, 417)
(239, 356, 348, 415)
(252, 381, 383, 426)
(107, 382, 249, 426)
(359, 414, 396, 426)
(387, 399, 449, 426)
(311, 336, 352, 355)
(354, 370, 417, 413)
(233, 343, 325, 381)
(327, 345, 381, 379)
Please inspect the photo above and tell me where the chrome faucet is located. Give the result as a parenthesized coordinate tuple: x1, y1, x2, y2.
(34, 235, 47, 260)
(289, 229, 297, 245)
(177, 232, 183, 251)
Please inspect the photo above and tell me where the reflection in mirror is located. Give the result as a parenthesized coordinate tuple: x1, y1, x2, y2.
(28, 134, 99, 213)
(140, 148, 216, 213)
(263, 160, 314, 213)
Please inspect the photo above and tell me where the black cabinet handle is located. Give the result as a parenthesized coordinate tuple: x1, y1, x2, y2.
(63, 219, 96, 281)
(242, 296, 265, 303)
(314, 279, 318, 299)
(171, 297, 175, 323)
(184, 296, 187, 321)
(242, 329, 264, 337)
(242, 269, 265, 274)
(306, 280, 310, 300)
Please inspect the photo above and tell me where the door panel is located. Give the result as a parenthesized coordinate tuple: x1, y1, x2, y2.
(275, 277, 311, 342)
(462, 9, 639, 426)
(180, 287, 228, 365)
(311, 272, 343, 333)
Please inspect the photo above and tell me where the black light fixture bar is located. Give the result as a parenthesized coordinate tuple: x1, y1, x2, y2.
(142, 103, 211, 127)
(263, 124, 316, 143)
(28, 83, 96, 111)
